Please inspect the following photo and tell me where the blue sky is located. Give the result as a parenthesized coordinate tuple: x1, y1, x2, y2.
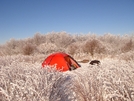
(0, 0, 134, 43)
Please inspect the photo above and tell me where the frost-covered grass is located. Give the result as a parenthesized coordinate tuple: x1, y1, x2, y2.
(0, 55, 72, 101)
(0, 55, 134, 101)
(0, 33, 134, 100)
(70, 59, 134, 101)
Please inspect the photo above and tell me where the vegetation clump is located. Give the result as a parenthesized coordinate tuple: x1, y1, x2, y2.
(0, 32, 134, 101)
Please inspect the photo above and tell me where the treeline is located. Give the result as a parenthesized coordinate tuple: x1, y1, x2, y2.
(0, 32, 134, 61)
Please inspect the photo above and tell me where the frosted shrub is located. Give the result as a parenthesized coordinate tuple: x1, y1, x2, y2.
(45, 32, 75, 48)
(37, 42, 58, 54)
(54, 32, 75, 48)
(83, 39, 106, 57)
(32, 33, 46, 45)
(119, 51, 134, 61)
(67, 43, 80, 55)
(121, 39, 133, 53)
(1, 32, 134, 60)
(22, 43, 35, 55)
(2, 39, 23, 55)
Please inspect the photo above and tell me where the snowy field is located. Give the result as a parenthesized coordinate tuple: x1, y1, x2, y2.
(0, 55, 134, 101)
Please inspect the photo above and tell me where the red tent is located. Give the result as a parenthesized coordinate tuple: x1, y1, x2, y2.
(42, 52, 81, 72)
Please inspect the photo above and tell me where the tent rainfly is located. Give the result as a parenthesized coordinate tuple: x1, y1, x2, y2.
(42, 52, 81, 72)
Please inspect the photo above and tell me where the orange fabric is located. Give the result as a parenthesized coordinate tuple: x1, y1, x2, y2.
(42, 52, 80, 72)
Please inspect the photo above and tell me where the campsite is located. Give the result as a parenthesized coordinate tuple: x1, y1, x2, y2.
(0, 32, 134, 101)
